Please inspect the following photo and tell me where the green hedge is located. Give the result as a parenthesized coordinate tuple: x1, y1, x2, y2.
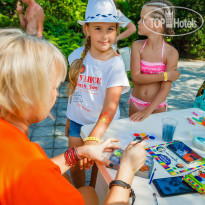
(118, 0, 205, 59)
(0, 0, 204, 59)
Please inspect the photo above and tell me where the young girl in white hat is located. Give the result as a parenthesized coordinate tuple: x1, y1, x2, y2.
(65, 0, 130, 188)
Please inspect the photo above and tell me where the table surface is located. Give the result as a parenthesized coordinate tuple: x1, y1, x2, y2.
(81, 108, 205, 205)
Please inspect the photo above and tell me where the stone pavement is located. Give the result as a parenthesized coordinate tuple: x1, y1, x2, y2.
(28, 60, 205, 185)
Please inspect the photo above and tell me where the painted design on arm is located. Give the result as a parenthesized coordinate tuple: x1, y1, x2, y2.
(99, 111, 112, 123)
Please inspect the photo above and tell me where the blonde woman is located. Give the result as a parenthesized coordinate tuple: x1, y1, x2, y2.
(0, 29, 146, 205)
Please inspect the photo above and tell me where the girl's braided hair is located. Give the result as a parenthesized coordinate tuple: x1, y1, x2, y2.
(144, 0, 175, 36)
(68, 26, 91, 96)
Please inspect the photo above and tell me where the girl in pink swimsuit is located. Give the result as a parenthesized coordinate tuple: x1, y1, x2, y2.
(129, 0, 180, 121)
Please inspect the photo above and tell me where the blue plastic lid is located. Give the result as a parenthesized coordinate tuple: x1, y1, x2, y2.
(193, 136, 205, 150)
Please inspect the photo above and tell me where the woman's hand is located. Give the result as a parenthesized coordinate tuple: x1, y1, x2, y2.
(65, 118, 70, 137)
(120, 140, 147, 175)
(78, 140, 98, 170)
(77, 138, 121, 169)
(130, 108, 152, 122)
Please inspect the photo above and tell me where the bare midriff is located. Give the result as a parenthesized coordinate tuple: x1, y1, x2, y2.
(132, 82, 162, 102)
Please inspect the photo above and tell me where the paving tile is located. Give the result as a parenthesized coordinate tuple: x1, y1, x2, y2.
(53, 148, 68, 157)
(120, 97, 129, 104)
(58, 97, 68, 103)
(124, 107, 129, 115)
(32, 126, 54, 137)
(120, 102, 129, 109)
(60, 84, 68, 92)
(58, 85, 67, 97)
(35, 117, 55, 127)
(120, 108, 128, 119)
(50, 110, 57, 118)
(55, 126, 66, 136)
(58, 93, 67, 98)
(29, 123, 36, 129)
(31, 136, 54, 148)
(57, 102, 67, 110)
(56, 109, 67, 117)
(56, 116, 67, 126)
(28, 127, 34, 138)
(54, 136, 68, 148)
(53, 99, 59, 106)
(85, 168, 92, 181)
(44, 149, 53, 158)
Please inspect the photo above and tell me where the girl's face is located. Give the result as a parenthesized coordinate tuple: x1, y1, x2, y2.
(138, 6, 163, 36)
(84, 22, 117, 52)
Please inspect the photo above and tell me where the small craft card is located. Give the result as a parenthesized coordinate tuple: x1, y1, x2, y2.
(183, 167, 205, 194)
(146, 141, 205, 176)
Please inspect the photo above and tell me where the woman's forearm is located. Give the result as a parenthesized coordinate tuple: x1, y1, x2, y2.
(51, 153, 71, 174)
(104, 165, 134, 205)
(50, 146, 87, 174)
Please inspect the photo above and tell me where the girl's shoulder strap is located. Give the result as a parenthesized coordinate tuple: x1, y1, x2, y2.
(140, 39, 147, 54)
(161, 39, 165, 63)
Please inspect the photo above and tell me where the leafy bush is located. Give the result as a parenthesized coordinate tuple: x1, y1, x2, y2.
(118, 0, 205, 59)
(0, 0, 87, 59)
(0, 0, 204, 59)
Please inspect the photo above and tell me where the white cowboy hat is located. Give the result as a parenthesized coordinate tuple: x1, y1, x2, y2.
(78, 0, 124, 25)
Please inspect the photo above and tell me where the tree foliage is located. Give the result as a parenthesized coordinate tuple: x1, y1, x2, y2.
(0, 0, 204, 59)
(118, 0, 205, 59)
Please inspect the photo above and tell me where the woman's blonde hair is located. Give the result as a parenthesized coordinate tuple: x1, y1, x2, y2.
(144, 0, 175, 36)
(68, 23, 119, 96)
(0, 29, 67, 120)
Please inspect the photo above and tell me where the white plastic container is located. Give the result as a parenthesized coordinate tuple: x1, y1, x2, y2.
(193, 137, 205, 150)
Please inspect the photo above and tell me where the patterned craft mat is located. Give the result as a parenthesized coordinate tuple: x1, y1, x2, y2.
(146, 141, 205, 176)
(183, 167, 205, 194)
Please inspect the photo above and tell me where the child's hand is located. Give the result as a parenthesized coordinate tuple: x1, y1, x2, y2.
(65, 118, 70, 137)
(130, 109, 151, 122)
(79, 140, 98, 170)
(79, 158, 94, 170)
(166, 67, 180, 81)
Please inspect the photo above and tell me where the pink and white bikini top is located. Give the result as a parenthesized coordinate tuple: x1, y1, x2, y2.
(140, 39, 166, 74)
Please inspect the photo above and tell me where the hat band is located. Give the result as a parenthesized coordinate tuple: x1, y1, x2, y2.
(85, 13, 119, 22)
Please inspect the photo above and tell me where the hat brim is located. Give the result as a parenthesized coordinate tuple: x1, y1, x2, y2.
(78, 19, 125, 25)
